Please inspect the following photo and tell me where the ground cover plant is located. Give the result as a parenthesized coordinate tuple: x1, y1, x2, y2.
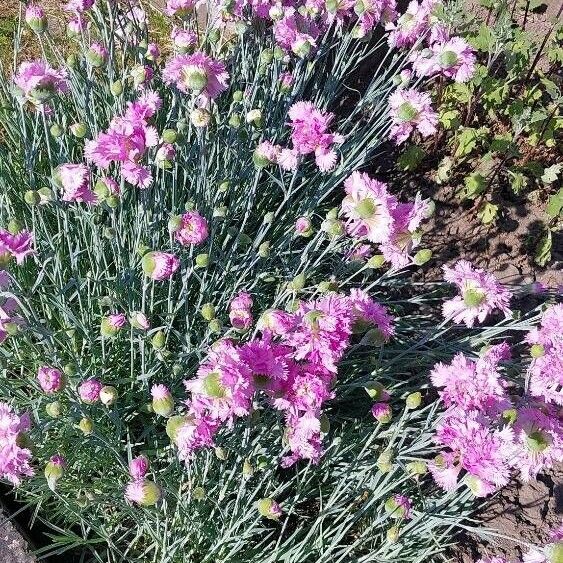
(0, 1, 560, 563)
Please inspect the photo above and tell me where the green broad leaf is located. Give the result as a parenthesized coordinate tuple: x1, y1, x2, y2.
(540, 77, 560, 100)
(469, 23, 496, 52)
(461, 172, 487, 199)
(434, 156, 454, 184)
(478, 202, 499, 224)
(508, 170, 528, 194)
(439, 109, 460, 130)
(541, 163, 562, 184)
(546, 188, 563, 218)
(398, 145, 426, 171)
(534, 230, 552, 267)
(454, 127, 487, 159)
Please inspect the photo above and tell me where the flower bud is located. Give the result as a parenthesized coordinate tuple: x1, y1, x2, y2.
(111, 80, 123, 96)
(384, 495, 411, 519)
(86, 42, 108, 68)
(367, 255, 386, 269)
(78, 379, 102, 403)
(129, 455, 149, 480)
(372, 402, 392, 423)
(101, 313, 127, 337)
(78, 417, 94, 435)
(208, 319, 222, 333)
(232, 90, 244, 102)
(258, 241, 270, 259)
(295, 216, 313, 237)
(25, 5, 47, 33)
(100, 385, 118, 406)
(228, 113, 241, 128)
(195, 253, 209, 268)
(130, 311, 150, 330)
(162, 129, 177, 144)
(46, 401, 62, 418)
(151, 384, 174, 417)
(49, 123, 63, 138)
(257, 498, 282, 520)
(289, 272, 306, 291)
(151, 330, 166, 350)
(24, 190, 41, 205)
(45, 455, 66, 491)
(193, 486, 205, 500)
(242, 458, 254, 477)
(200, 302, 216, 321)
(406, 460, 427, 476)
(215, 447, 227, 460)
(321, 218, 345, 238)
(37, 366, 66, 394)
(125, 479, 161, 506)
(413, 249, 432, 266)
(246, 109, 262, 127)
(70, 122, 89, 138)
(376, 449, 395, 473)
(386, 526, 400, 543)
(190, 108, 211, 128)
(184, 67, 208, 92)
(364, 381, 386, 400)
(406, 392, 422, 410)
(166, 415, 189, 444)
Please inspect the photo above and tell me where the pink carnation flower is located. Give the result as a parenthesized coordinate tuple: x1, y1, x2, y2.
(411, 36, 476, 82)
(171, 27, 197, 51)
(257, 309, 295, 336)
(526, 303, 563, 406)
(37, 366, 65, 394)
(165, 0, 196, 16)
(25, 5, 47, 31)
(142, 251, 180, 280)
(386, 0, 436, 48)
(442, 260, 512, 327)
(78, 379, 103, 403)
(129, 455, 149, 480)
(174, 211, 209, 246)
(0, 230, 35, 264)
(273, 8, 321, 57)
(340, 171, 397, 243)
(163, 52, 229, 104)
(64, 0, 95, 12)
(14, 60, 68, 103)
(388, 87, 438, 144)
(287, 101, 343, 171)
(0, 402, 34, 485)
(348, 288, 394, 339)
(56, 163, 96, 203)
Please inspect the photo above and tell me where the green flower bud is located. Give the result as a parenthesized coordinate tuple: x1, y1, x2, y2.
(151, 331, 166, 351)
(208, 319, 222, 333)
(70, 122, 89, 138)
(413, 249, 432, 266)
(218, 180, 230, 193)
(66, 53, 78, 68)
(213, 206, 227, 218)
(321, 218, 345, 238)
(63, 363, 77, 376)
(228, 113, 241, 128)
(257, 497, 282, 520)
(376, 449, 395, 473)
(260, 48, 274, 64)
(242, 458, 254, 477)
(37, 187, 54, 204)
(44, 456, 65, 491)
(439, 50, 459, 68)
(207, 28, 221, 44)
(162, 129, 177, 144)
(273, 46, 285, 60)
(195, 253, 209, 268)
(233, 90, 244, 102)
(78, 417, 94, 435)
(263, 211, 275, 224)
(183, 67, 208, 92)
(46, 401, 62, 418)
(258, 241, 270, 259)
(364, 381, 386, 400)
(406, 460, 427, 476)
(387, 526, 400, 543)
(110, 80, 123, 96)
(23, 190, 41, 205)
(214, 446, 227, 460)
(193, 486, 205, 500)
(526, 430, 549, 453)
(168, 214, 182, 233)
(152, 387, 174, 417)
(190, 108, 211, 128)
(166, 415, 189, 444)
(406, 392, 422, 410)
(50, 123, 63, 138)
(201, 303, 216, 321)
(135, 480, 162, 506)
(99, 385, 118, 406)
(289, 272, 306, 291)
(317, 280, 338, 293)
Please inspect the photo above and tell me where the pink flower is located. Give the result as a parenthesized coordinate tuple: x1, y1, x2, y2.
(0, 297, 25, 343)
(25, 5, 47, 32)
(254, 141, 282, 167)
(86, 41, 109, 67)
(295, 216, 312, 236)
(385, 494, 412, 519)
(281, 411, 324, 467)
(477, 557, 513, 563)
(284, 294, 352, 373)
(388, 87, 438, 144)
(526, 303, 563, 406)
(165, 0, 196, 16)
(372, 402, 392, 422)
(64, 0, 94, 12)
(56, 164, 96, 203)
(141, 251, 180, 280)
(345, 243, 373, 262)
(78, 379, 103, 403)
(14, 60, 68, 103)
(171, 27, 197, 51)
(348, 288, 394, 339)
(174, 211, 209, 246)
(411, 36, 476, 82)
(0, 230, 34, 264)
(68, 15, 87, 34)
(130, 311, 150, 330)
(273, 8, 321, 57)
(0, 402, 34, 485)
(37, 366, 65, 394)
(287, 101, 343, 171)
(442, 260, 512, 327)
(229, 309, 253, 330)
(430, 348, 510, 415)
(510, 406, 563, 482)
(155, 143, 176, 164)
(163, 52, 229, 104)
(385, 0, 436, 48)
(230, 292, 253, 311)
(129, 455, 149, 480)
(85, 93, 160, 189)
(340, 172, 397, 243)
(125, 479, 161, 505)
(257, 309, 295, 336)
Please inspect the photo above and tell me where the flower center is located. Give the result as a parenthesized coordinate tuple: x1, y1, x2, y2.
(463, 288, 486, 308)
(397, 102, 419, 122)
(439, 50, 459, 68)
(526, 430, 550, 453)
(202, 372, 226, 398)
(355, 198, 378, 219)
